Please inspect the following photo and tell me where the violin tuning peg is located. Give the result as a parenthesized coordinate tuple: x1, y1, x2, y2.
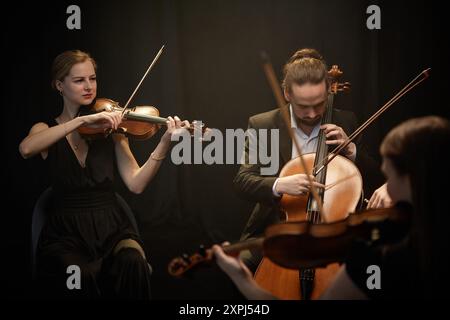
(182, 253, 191, 263)
(198, 245, 206, 257)
(172, 261, 182, 270)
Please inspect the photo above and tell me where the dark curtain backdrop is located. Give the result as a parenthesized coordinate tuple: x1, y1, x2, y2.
(2, 0, 444, 299)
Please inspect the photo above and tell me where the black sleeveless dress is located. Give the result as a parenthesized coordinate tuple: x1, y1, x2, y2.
(36, 119, 151, 299)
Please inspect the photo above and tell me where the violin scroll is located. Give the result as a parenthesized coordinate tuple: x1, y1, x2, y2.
(168, 245, 213, 277)
(168, 238, 263, 277)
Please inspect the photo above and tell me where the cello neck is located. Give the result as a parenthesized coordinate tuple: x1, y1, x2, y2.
(313, 93, 334, 178)
(306, 90, 335, 223)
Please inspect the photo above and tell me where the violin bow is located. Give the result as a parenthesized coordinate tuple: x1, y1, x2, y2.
(260, 51, 324, 217)
(120, 45, 165, 117)
(313, 68, 431, 175)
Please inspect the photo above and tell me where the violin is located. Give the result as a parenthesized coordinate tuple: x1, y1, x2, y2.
(76, 46, 208, 140)
(168, 205, 411, 277)
(261, 204, 410, 269)
(77, 98, 207, 140)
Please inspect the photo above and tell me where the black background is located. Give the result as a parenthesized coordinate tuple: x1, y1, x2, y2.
(2, 0, 447, 300)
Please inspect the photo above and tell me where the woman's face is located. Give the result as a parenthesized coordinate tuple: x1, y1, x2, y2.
(57, 60, 97, 106)
(381, 157, 412, 204)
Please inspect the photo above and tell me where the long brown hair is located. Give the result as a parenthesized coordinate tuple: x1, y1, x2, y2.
(51, 50, 97, 90)
(380, 116, 450, 297)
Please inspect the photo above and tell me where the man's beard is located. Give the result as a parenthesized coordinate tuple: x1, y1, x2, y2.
(297, 116, 322, 127)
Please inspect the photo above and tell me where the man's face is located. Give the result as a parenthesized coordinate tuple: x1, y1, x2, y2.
(285, 81, 328, 127)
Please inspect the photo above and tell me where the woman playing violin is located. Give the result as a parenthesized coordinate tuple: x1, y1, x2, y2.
(213, 115, 450, 299)
(19, 50, 188, 299)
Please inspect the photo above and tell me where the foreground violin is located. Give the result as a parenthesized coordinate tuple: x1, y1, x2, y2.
(78, 98, 207, 140)
(168, 205, 411, 277)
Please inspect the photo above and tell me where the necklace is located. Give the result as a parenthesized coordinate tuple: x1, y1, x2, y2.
(57, 115, 80, 150)
(70, 133, 82, 151)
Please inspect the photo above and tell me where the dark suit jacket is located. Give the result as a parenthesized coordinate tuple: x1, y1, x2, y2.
(234, 105, 383, 240)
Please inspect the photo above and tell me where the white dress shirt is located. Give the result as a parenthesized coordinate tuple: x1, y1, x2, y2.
(272, 105, 320, 196)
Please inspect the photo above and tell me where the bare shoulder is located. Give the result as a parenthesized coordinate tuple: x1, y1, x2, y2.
(25, 122, 50, 160)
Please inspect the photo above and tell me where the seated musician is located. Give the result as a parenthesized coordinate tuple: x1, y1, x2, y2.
(234, 47, 383, 273)
(214, 115, 449, 299)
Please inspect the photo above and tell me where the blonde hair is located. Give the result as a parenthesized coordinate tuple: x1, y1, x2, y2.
(51, 50, 97, 90)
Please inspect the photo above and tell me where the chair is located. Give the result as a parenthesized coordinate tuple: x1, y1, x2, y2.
(31, 188, 143, 279)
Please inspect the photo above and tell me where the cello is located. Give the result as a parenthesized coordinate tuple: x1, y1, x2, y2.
(254, 61, 362, 300)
